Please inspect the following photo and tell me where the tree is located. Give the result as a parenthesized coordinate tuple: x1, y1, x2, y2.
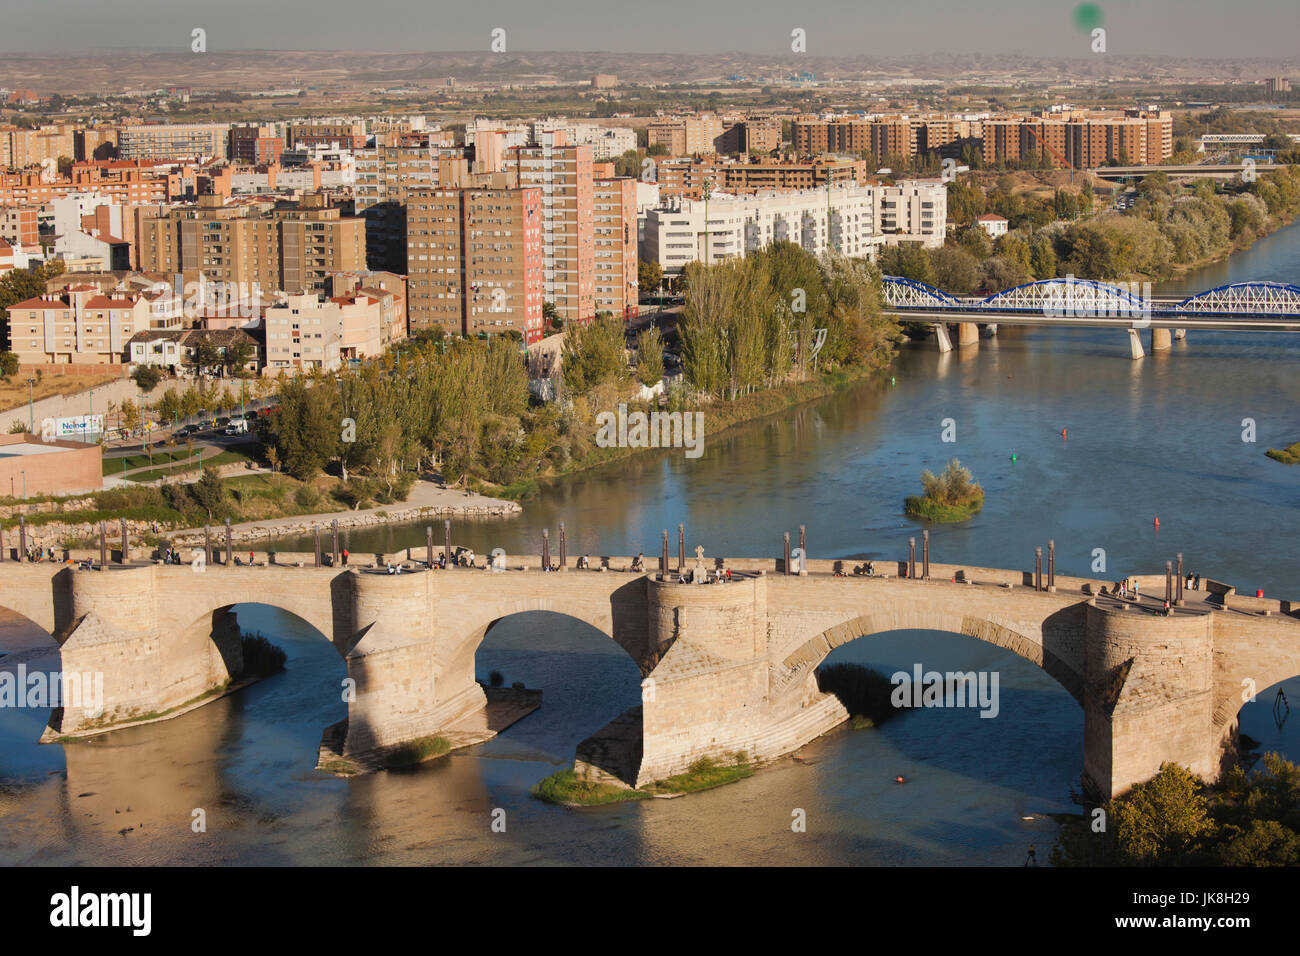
(120, 399, 141, 432)
(928, 246, 981, 293)
(562, 314, 628, 394)
(0, 352, 18, 379)
(190, 467, 227, 520)
(223, 341, 253, 375)
(132, 364, 163, 392)
(634, 325, 665, 386)
(542, 301, 561, 331)
(268, 377, 343, 479)
(1112, 763, 1214, 863)
(637, 259, 663, 295)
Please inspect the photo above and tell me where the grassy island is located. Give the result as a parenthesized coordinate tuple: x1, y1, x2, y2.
(531, 753, 753, 806)
(1266, 441, 1300, 465)
(904, 459, 984, 522)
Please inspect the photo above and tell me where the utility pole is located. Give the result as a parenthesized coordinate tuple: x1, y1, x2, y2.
(26, 377, 35, 432)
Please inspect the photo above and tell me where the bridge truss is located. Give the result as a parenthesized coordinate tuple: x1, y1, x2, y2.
(880, 276, 1300, 320)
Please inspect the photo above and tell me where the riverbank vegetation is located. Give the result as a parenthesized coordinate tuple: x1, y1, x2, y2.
(254, 243, 901, 500)
(238, 632, 287, 679)
(1053, 754, 1300, 866)
(531, 753, 754, 806)
(1265, 441, 1300, 465)
(904, 459, 984, 522)
(883, 165, 1300, 294)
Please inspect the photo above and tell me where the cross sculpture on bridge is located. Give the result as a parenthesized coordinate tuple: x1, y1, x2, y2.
(692, 544, 708, 584)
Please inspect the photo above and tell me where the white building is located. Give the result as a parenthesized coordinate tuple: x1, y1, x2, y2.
(262, 290, 386, 375)
(975, 213, 1008, 238)
(641, 180, 946, 275)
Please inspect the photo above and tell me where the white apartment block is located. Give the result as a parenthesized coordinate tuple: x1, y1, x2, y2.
(642, 181, 946, 275)
(262, 291, 385, 374)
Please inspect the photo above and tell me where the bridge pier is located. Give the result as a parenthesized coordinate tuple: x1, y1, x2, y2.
(933, 323, 952, 353)
(1082, 603, 1218, 800)
(957, 322, 980, 348)
(1127, 329, 1145, 360)
(1150, 327, 1172, 352)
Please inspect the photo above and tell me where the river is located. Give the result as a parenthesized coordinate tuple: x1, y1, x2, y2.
(2, 221, 1299, 866)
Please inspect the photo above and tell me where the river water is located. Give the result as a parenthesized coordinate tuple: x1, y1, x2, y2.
(3, 223, 1299, 866)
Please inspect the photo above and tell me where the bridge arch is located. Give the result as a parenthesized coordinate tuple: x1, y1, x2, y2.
(880, 275, 964, 308)
(978, 276, 1148, 315)
(1175, 280, 1300, 315)
(780, 611, 1085, 706)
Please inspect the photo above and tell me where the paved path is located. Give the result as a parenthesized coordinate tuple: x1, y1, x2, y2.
(168, 479, 520, 540)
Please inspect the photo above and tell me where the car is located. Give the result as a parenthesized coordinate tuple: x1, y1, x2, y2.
(224, 419, 249, 436)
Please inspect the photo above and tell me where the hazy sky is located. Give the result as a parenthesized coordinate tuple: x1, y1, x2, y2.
(0, 0, 1296, 57)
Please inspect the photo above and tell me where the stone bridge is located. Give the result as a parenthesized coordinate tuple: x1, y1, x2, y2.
(3, 551, 1299, 799)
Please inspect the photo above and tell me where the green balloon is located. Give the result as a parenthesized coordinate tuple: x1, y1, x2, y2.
(1073, 2, 1104, 32)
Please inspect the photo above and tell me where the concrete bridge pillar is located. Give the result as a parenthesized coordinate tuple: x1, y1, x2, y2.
(1150, 327, 1172, 352)
(957, 322, 980, 348)
(1082, 603, 1217, 800)
(635, 575, 770, 785)
(933, 323, 953, 353)
(1127, 329, 1145, 360)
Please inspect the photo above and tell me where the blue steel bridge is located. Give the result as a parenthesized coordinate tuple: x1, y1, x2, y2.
(878, 276, 1300, 355)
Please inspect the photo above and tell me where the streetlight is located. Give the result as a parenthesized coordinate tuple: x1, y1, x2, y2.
(26, 377, 35, 432)
(20, 470, 26, 500)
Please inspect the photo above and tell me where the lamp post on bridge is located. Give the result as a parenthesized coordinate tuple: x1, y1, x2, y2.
(1034, 547, 1043, 591)
(784, 532, 791, 576)
(922, 529, 930, 580)
(908, 537, 916, 580)
(1048, 539, 1055, 591)
(661, 530, 669, 577)
(678, 523, 685, 574)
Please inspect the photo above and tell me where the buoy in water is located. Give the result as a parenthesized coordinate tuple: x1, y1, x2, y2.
(1010, 453, 1017, 463)
(1154, 517, 1160, 528)
(1061, 428, 1067, 439)
(895, 775, 905, 784)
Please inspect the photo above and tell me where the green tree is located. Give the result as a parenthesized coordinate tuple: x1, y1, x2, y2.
(637, 259, 662, 295)
(1112, 763, 1214, 863)
(268, 377, 343, 479)
(0, 351, 18, 379)
(929, 246, 981, 293)
(634, 325, 665, 386)
(562, 314, 628, 394)
(132, 364, 163, 391)
(190, 467, 227, 520)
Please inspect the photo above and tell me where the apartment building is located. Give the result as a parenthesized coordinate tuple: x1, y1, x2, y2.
(353, 146, 472, 271)
(285, 121, 366, 150)
(229, 124, 284, 164)
(642, 180, 946, 275)
(647, 116, 725, 157)
(7, 286, 156, 366)
(657, 156, 868, 199)
(981, 111, 1173, 167)
(116, 123, 230, 161)
(593, 174, 638, 321)
(138, 193, 365, 296)
(128, 327, 260, 374)
(0, 124, 76, 167)
(0, 206, 38, 246)
(507, 134, 595, 325)
(74, 127, 119, 162)
(792, 117, 916, 159)
(328, 270, 408, 346)
(532, 120, 637, 161)
(406, 185, 544, 343)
